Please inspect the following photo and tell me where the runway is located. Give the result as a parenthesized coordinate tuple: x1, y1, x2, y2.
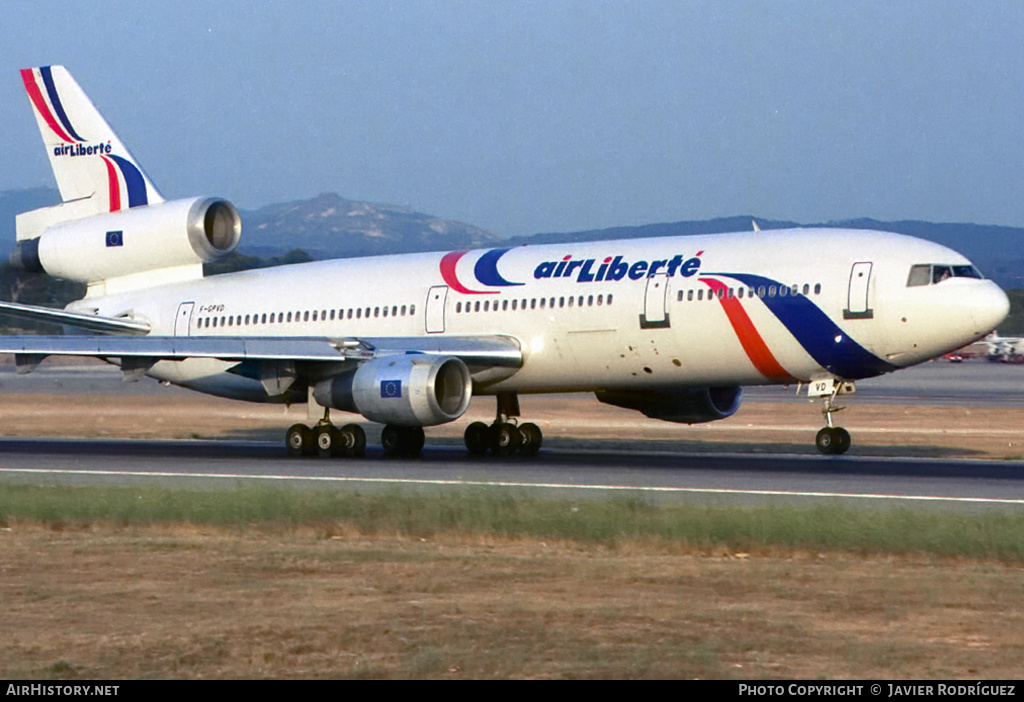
(2, 436, 1023, 510)
(1, 359, 1021, 510)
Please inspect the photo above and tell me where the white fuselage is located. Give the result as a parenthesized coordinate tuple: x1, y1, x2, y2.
(70, 228, 1010, 403)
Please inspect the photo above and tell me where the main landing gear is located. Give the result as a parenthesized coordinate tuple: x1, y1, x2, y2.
(287, 409, 366, 459)
(815, 382, 852, 456)
(464, 392, 543, 457)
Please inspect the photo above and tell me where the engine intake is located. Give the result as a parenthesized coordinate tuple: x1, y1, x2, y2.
(595, 386, 743, 424)
(10, 197, 240, 282)
(315, 355, 472, 427)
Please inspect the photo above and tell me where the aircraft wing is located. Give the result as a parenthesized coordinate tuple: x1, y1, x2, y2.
(0, 300, 151, 335)
(0, 334, 523, 374)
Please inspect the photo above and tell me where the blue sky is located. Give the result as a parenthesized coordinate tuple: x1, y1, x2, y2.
(2, 1, 1023, 237)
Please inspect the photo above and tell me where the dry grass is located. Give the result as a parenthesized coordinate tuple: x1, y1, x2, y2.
(2, 524, 1023, 679)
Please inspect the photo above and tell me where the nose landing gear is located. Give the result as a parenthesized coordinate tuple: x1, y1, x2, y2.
(813, 380, 853, 455)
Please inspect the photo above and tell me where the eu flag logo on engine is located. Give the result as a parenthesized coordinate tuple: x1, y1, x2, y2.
(380, 380, 402, 398)
(106, 230, 123, 247)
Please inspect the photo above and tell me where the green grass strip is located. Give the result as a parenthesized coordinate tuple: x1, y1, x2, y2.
(2, 482, 1023, 561)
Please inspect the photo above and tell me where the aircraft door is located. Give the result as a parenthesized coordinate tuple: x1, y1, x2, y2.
(425, 285, 448, 333)
(174, 301, 195, 336)
(844, 262, 874, 319)
(640, 272, 670, 329)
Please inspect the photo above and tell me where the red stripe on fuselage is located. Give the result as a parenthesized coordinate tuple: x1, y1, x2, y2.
(702, 278, 794, 381)
(21, 68, 74, 143)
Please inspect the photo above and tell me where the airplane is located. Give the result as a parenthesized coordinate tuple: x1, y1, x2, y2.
(980, 333, 1024, 363)
(0, 66, 1011, 457)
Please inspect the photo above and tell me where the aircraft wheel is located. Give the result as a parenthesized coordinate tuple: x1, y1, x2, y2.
(833, 427, 851, 455)
(464, 421, 490, 455)
(490, 423, 521, 456)
(286, 423, 314, 457)
(408, 427, 425, 455)
(815, 426, 851, 456)
(381, 425, 404, 457)
(315, 425, 335, 458)
(519, 422, 543, 456)
(381, 425, 425, 457)
(338, 423, 366, 458)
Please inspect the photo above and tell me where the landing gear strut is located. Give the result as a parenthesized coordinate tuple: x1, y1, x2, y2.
(815, 383, 852, 456)
(464, 392, 543, 457)
(286, 408, 366, 459)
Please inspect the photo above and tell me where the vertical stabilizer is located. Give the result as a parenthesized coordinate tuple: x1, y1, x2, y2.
(20, 65, 165, 215)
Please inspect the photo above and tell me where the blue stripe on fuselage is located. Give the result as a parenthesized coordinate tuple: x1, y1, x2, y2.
(708, 272, 896, 379)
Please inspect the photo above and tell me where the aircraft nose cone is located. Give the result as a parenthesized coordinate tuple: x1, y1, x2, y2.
(968, 282, 1010, 335)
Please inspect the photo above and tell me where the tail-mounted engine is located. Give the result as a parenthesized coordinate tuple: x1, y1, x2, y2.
(314, 354, 473, 427)
(10, 197, 240, 282)
(596, 386, 743, 424)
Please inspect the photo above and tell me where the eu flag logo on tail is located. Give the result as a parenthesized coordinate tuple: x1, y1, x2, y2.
(380, 380, 402, 398)
(106, 230, 123, 247)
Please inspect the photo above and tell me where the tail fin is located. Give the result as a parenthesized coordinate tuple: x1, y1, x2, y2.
(20, 65, 164, 215)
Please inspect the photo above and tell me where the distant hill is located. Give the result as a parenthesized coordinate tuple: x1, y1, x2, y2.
(1, 187, 1021, 289)
(239, 192, 501, 258)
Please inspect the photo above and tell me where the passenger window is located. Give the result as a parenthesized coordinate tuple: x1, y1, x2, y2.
(814, 283, 821, 295)
(907, 264, 931, 287)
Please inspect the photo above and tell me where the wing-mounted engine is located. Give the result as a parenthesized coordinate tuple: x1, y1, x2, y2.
(314, 354, 472, 427)
(595, 386, 743, 424)
(11, 197, 240, 284)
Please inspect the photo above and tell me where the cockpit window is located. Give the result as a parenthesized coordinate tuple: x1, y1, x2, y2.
(907, 264, 931, 287)
(932, 265, 953, 284)
(907, 263, 984, 287)
(952, 265, 982, 279)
